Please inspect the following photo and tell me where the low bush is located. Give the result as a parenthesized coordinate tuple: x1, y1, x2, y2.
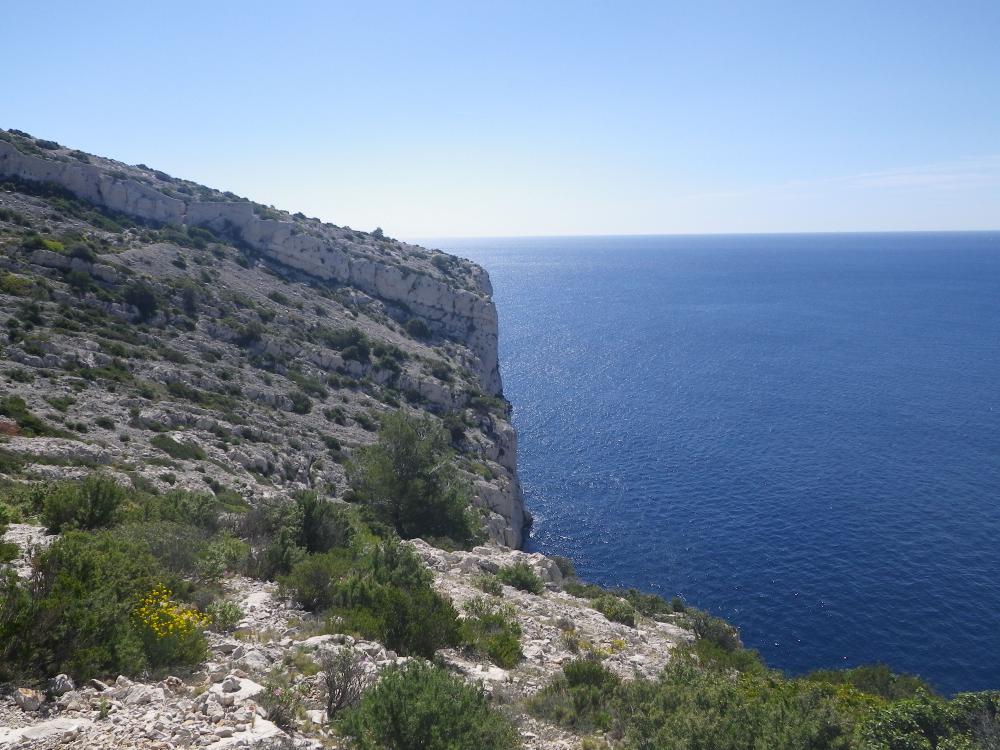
(461, 596, 522, 668)
(0, 503, 16, 562)
(592, 594, 636, 627)
(280, 548, 354, 611)
(205, 600, 244, 632)
(128, 489, 223, 532)
(133, 584, 209, 669)
(0, 530, 206, 680)
(339, 660, 519, 750)
(288, 390, 312, 414)
(41, 474, 126, 532)
(0, 396, 66, 437)
(150, 434, 207, 461)
(474, 573, 503, 596)
(806, 663, 933, 701)
(294, 492, 353, 553)
(328, 541, 461, 658)
(528, 658, 621, 732)
(496, 561, 544, 594)
(260, 672, 306, 730)
(404, 318, 430, 339)
(686, 608, 743, 652)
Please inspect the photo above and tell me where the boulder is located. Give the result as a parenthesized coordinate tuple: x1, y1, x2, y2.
(13, 687, 44, 712)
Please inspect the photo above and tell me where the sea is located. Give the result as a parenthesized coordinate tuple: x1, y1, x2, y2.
(426, 232, 1000, 696)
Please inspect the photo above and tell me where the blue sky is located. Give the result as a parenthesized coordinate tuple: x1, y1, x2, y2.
(3, 1, 998, 237)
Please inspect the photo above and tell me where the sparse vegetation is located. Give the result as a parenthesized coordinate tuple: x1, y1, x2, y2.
(460, 596, 522, 668)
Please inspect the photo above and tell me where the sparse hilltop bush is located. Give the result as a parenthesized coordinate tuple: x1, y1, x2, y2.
(496, 560, 544, 594)
(460, 596, 522, 668)
(592, 594, 636, 627)
(338, 660, 519, 750)
(346, 410, 482, 549)
(528, 658, 621, 732)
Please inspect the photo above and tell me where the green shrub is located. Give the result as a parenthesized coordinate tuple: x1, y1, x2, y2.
(41, 474, 126, 532)
(496, 561, 544, 594)
(859, 690, 1000, 750)
(206, 600, 244, 632)
(260, 672, 306, 730)
(288, 390, 312, 414)
(564, 580, 606, 599)
(127, 489, 222, 532)
(474, 573, 503, 596)
(683, 638, 767, 675)
(0, 503, 15, 563)
(612, 661, 853, 750)
(280, 548, 354, 611)
(0, 531, 168, 679)
(528, 659, 621, 733)
(124, 281, 158, 321)
(551, 555, 576, 579)
(328, 541, 461, 658)
(592, 594, 636, 627)
(346, 410, 481, 548)
(339, 660, 519, 750)
(806, 663, 933, 701)
(404, 318, 431, 339)
(294, 492, 353, 553)
(119, 521, 209, 577)
(150, 434, 207, 461)
(686, 608, 743, 652)
(461, 596, 522, 668)
(195, 534, 249, 581)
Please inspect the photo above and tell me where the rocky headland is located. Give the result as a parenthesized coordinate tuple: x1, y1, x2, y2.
(2, 129, 996, 750)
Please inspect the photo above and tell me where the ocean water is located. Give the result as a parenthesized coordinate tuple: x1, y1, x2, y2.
(430, 232, 1000, 695)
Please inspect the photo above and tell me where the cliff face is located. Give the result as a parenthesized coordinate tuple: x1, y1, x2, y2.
(0, 139, 502, 396)
(0, 130, 523, 547)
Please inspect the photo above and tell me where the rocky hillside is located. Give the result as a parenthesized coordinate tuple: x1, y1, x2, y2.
(4, 129, 997, 750)
(0, 127, 523, 547)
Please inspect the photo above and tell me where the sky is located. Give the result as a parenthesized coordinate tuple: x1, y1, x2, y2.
(2, 1, 999, 238)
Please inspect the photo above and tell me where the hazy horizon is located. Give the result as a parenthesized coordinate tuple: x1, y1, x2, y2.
(4, 2, 999, 237)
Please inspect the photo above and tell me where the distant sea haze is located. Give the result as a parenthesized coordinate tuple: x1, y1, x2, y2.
(429, 232, 1000, 696)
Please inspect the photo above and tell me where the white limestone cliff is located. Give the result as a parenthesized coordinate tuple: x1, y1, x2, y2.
(0, 136, 524, 547)
(0, 140, 501, 396)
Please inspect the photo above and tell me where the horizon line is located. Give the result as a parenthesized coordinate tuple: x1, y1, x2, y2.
(411, 228, 1000, 243)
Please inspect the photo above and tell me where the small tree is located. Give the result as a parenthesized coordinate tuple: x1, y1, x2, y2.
(346, 410, 480, 548)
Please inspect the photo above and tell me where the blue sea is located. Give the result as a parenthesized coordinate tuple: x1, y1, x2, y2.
(429, 232, 1000, 696)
